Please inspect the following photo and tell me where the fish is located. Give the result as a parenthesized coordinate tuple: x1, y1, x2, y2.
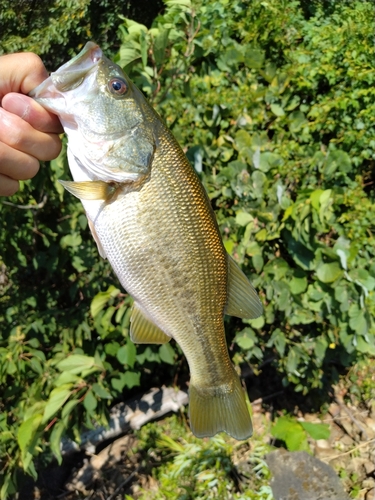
(29, 42, 263, 440)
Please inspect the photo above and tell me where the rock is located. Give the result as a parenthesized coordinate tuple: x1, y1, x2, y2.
(363, 478, 375, 490)
(328, 403, 341, 418)
(266, 448, 350, 500)
(349, 457, 368, 483)
(315, 439, 337, 460)
(365, 487, 375, 500)
(91, 434, 136, 470)
(66, 435, 137, 493)
(369, 403, 375, 421)
(364, 460, 375, 475)
(62, 386, 188, 455)
(340, 419, 354, 437)
(340, 434, 355, 447)
(364, 418, 375, 439)
(329, 424, 345, 445)
(316, 439, 331, 449)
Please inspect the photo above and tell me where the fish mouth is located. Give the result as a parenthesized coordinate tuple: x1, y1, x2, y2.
(29, 42, 102, 107)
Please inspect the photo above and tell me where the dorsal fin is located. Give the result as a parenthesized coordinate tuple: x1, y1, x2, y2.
(130, 303, 171, 344)
(225, 254, 263, 319)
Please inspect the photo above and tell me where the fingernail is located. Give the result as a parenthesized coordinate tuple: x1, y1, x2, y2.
(2, 93, 31, 120)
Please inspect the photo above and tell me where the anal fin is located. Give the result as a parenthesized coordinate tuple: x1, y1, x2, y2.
(225, 254, 263, 319)
(130, 304, 171, 344)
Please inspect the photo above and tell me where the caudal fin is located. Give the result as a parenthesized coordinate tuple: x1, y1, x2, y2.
(189, 371, 253, 441)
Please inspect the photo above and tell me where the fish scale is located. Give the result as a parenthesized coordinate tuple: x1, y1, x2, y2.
(30, 41, 263, 440)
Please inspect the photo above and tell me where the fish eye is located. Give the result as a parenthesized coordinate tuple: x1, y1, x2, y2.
(108, 78, 128, 96)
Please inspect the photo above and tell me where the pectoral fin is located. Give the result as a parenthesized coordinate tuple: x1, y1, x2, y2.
(225, 254, 263, 319)
(59, 179, 117, 200)
(130, 304, 171, 344)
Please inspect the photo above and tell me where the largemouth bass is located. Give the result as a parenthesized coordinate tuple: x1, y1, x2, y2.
(30, 42, 263, 440)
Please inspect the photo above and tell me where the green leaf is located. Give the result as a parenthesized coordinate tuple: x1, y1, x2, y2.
(271, 417, 309, 451)
(153, 28, 170, 65)
(248, 316, 265, 329)
(159, 343, 176, 365)
(83, 390, 97, 412)
(92, 383, 113, 399)
(105, 341, 121, 357)
(244, 47, 265, 69)
(61, 399, 80, 420)
(123, 371, 141, 389)
(50, 420, 66, 464)
(310, 189, 325, 210)
(234, 129, 252, 150)
(60, 233, 82, 248)
(270, 104, 285, 117)
(118, 44, 142, 68)
(355, 336, 375, 355)
(140, 30, 148, 67)
(283, 230, 315, 270)
(252, 254, 264, 273)
(117, 341, 137, 368)
(43, 385, 72, 422)
(111, 373, 128, 393)
(267, 328, 286, 357)
(259, 152, 284, 172)
(289, 276, 307, 295)
(1, 473, 15, 500)
(17, 414, 43, 453)
(90, 285, 120, 318)
(314, 337, 328, 363)
(288, 110, 307, 132)
(235, 328, 256, 350)
(54, 371, 81, 387)
(56, 354, 97, 374)
(349, 304, 368, 336)
(235, 210, 253, 226)
(316, 262, 343, 283)
(300, 421, 330, 440)
(349, 269, 375, 292)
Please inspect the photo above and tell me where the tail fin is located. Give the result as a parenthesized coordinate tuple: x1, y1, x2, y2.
(189, 371, 253, 441)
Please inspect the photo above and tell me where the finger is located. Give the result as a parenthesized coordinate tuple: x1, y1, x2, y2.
(0, 141, 40, 181)
(0, 52, 49, 99)
(0, 107, 62, 161)
(2, 93, 63, 134)
(0, 173, 20, 196)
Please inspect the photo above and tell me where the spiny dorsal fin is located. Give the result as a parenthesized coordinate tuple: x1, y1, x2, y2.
(87, 218, 106, 259)
(130, 303, 171, 344)
(225, 254, 263, 319)
(59, 179, 117, 200)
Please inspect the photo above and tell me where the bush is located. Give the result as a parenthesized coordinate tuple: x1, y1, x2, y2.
(119, 0, 375, 392)
(1, 0, 374, 497)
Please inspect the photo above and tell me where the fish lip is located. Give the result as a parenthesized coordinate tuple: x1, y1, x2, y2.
(29, 41, 102, 99)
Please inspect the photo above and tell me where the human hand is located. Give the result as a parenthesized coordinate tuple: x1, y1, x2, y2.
(0, 52, 63, 196)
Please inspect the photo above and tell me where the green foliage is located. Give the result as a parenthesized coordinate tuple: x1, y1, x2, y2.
(1, 0, 375, 497)
(134, 415, 273, 499)
(271, 415, 330, 452)
(0, 0, 164, 64)
(116, 0, 375, 392)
